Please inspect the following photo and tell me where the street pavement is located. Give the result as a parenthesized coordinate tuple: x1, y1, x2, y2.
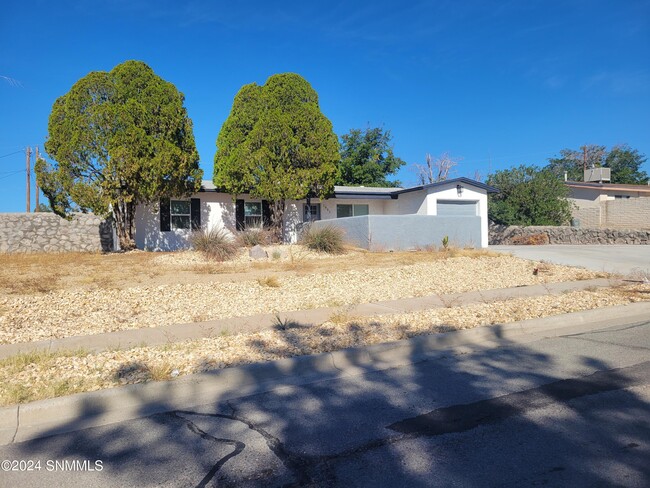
(1, 319, 648, 487)
(490, 244, 650, 275)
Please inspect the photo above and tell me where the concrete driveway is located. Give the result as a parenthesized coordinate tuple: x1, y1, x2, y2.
(490, 245, 650, 276)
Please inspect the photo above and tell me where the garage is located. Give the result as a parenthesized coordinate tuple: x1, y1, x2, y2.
(436, 200, 478, 216)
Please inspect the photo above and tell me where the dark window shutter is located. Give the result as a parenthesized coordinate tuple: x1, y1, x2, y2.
(160, 198, 171, 232)
(236, 199, 245, 231)
(191, 198, 201, 230)
(262, 200, 271, 228)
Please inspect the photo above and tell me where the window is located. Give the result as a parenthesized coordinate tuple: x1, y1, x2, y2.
(337, 204, 369, 218)
(170, 200, 191, 230)
(303, 203, 321, 222)
(244, 202, 263, 228)
(614, 195, 630, 199)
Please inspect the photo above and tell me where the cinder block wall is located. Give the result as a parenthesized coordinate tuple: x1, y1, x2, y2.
(0, 213, 113, 253)
(602, 198, 650, 230)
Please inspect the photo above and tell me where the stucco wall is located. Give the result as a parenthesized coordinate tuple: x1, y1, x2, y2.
(312, 214, 483, 250)
(0, 213, 113, 253)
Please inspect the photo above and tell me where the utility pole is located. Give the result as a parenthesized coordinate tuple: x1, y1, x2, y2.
(34, 146, 40, 211)
(25, 146, 31, 212)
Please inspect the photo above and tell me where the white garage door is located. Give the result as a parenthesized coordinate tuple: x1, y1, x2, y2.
(436, 200, 478, 216)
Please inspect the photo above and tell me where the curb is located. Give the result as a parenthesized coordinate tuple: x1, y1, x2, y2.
(1, 300, 648, 446)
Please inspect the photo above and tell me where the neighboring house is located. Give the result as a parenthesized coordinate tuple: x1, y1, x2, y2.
(135, 177, 498, 251)
(566, 181, 650, 230)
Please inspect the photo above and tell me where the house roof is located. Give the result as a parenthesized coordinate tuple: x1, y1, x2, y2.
(393, 177, 499, 195)
(199, 177, 498, 198)
(566, 181, 650, 194)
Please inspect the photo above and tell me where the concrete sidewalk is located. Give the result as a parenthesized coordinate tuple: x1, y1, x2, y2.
(0, 277, 618, 359)
(1, 300, 648, 446)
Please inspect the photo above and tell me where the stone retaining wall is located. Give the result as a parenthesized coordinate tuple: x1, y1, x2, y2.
(490, 224, 650, 245)
(0, 213, 113, 253)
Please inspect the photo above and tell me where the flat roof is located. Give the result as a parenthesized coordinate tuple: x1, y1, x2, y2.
(566, 181, 650, 194)
(199, 177, 499, 197)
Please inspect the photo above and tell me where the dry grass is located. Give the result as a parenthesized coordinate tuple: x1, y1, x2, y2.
(257, 276, 281, 288)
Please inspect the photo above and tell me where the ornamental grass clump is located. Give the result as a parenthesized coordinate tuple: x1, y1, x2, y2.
(302, 226, 345, 254)
(190, 228, 238, 261)
(237, 228, 274, 247)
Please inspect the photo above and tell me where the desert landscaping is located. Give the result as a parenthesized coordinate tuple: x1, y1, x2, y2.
(1, 245, 649, 406)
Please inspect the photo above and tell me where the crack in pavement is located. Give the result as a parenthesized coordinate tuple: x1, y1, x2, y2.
(171, 361, 650, 487)
(168, 411, 245, 488)
(563, 335, 650, 351)
(174, 407, 322, 487)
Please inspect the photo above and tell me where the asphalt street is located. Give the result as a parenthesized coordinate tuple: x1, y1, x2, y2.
(1, 320, 649, 487)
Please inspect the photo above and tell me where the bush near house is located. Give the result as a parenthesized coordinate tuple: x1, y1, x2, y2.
(301, 225, 346, 254)
(190, 228, 238, 261)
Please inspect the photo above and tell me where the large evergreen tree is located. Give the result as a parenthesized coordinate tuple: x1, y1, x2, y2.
(214, 73, 339, 238)
(37, 60, 201, 250)
(337, 127, 405, 187)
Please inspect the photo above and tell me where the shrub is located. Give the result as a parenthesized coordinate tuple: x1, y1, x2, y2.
(301, 225, 345, 254)
(236, 228, 274, 247)
(190, 228, 238, 261)
(441, 235, 449, 250)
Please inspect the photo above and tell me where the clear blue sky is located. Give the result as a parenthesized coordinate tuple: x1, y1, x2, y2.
(1, 0, 649, 212)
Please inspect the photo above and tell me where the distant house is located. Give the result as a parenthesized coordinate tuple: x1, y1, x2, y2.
(135, 177, 498, 251)
(566, 181, 650, 230)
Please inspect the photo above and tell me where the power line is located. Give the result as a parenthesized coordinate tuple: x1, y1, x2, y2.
(0, 169, 26, 180)
(0, 150, 25, 159)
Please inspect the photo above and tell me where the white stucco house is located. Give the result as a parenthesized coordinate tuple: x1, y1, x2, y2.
(135, 177, 498, 251)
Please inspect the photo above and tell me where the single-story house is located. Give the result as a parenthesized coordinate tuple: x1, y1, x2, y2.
(566, 181, 650, 230)
(135, 177, 498, 251)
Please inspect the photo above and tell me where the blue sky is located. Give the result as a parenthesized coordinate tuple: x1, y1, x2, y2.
(1, 0, 649, 212)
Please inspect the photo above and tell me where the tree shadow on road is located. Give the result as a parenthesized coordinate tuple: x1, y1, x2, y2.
(2, 322, 649, 487)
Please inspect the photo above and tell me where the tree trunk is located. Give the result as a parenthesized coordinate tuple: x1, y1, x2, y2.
(112, 199, 137, 251)
(269, 200, 285, 243)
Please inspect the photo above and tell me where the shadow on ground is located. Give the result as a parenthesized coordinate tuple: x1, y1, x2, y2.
(1, 322, 649, 487)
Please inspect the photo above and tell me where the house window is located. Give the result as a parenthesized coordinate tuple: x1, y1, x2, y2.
(304, 203, 321, 222)
(614, 195, 630, 199)
(244, 202, 263, 228)
(337, 204, 369, 218)
(170, 200, 191, 230)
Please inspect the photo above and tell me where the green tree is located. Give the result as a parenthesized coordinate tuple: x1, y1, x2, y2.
(37, 60, 201, 250)
(547, 145, 606, 181)
(487, 165, 573, 226)
(547, 144, 648, 184)
(337, 127, 405, 187)
(214, 73, 339, 238)
(604, 144, 649, 184)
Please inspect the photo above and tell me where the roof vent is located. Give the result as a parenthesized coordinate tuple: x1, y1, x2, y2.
(584, 168, 611, 183)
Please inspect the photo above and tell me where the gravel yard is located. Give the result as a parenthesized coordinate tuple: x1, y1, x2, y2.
(0, 249, 602, 344)
(3, 246, 646, 407)
(1, 284, 648, 406)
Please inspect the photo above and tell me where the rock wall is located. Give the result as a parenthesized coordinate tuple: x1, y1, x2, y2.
(490, 224, 650, 245)
(0, 213, 113, 253)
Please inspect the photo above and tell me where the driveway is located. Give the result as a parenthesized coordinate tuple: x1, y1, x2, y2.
(490, 245, 650, 276)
